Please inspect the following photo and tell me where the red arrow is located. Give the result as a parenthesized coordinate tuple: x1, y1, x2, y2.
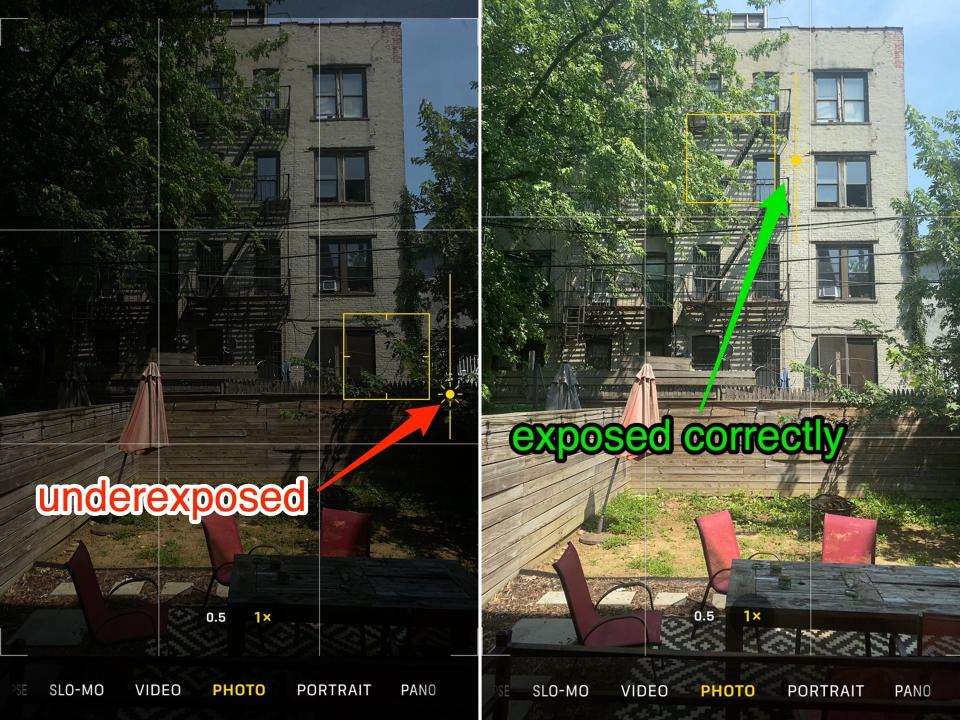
(317, 404, 441, 493)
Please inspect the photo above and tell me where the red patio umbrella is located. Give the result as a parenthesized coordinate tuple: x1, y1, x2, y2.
(118, 362, 169, 455)
(584, 363, 660, 540)
(619, 363, 660, 459)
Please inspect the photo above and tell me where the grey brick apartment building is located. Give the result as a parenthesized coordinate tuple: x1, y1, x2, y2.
(521, 13, 908, 390)
(70, 15, 407, 395)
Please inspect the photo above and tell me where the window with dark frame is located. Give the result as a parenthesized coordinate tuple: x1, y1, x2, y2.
(196, 328, 224, 366)
(253, 68, 279, 110)
(815, 72, 867, 123)
(254, 329, 282, 379)
(196, 241, 223, 294)
(754, 157, 776, 202)
(693, 245, 720, 299)
(815, 157, 870, 208)
(706, 75, 721, 96)
(816, 244, 875, 300)
(94, 332, 120, 366)
(691, 335, 719, 370)
(753, 72, 779, 112)
(314, 67, 366, 119)
(343, 328, 376, 382)
(645, 254, 671, 306)
(815, 336, 877, 388)
(584, 338, 612, 370)
(754, 242, 780, 299)
(205, 73, 222, 99)
(752, 335, 780, 388)
(254, 153, 280, 201)
(317, 238, 373, 294)
(315, 151, 369, 203)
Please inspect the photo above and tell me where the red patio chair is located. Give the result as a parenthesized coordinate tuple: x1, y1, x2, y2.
(822, 513, 877, 564)
(553, 542, 661, 656)
(320, 508, 372, 557)
(692, 510, 780, 647)
(200, 513, 279, 612)
(800, 513, 879, 655)
(65, 540, 167, 648)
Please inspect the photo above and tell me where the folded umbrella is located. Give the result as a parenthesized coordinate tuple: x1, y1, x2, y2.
(118, 362, 169, 455)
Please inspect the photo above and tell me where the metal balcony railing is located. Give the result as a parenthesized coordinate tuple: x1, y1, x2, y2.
(185, 270, 289, 299)
(191, 85, 290, 133)
(231, 173, 290, 210)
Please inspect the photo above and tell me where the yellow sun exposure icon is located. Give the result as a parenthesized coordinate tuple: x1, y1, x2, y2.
(438, 382, 463, 409)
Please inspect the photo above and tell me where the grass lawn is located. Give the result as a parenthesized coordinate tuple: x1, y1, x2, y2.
(561, 490, 960, 578)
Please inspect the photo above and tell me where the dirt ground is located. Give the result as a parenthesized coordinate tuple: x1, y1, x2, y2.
(36, 510, 470, 571)
(538, 497, 960, 579)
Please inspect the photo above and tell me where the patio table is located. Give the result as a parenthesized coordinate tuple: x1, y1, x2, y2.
(723, 559, 960, 718)
(226, 554, 476, 655)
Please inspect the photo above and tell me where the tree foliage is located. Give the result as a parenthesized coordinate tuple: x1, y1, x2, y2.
(0, 3, 284, 410)
(482, 0, 784, 366)
(394, 100, 479, 386)
(881, 106, 960, 426)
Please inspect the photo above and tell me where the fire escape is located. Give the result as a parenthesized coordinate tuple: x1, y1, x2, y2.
(181, 85, 292, 372)
(559, 263, 673, 352)
(681, 87, 792, 307)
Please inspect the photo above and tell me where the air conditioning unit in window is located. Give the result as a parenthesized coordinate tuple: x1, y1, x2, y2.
(818, 286, 841, 299)
(320, 280, 339, 292)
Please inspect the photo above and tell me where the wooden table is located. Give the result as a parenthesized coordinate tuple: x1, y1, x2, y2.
(226, 555, 476, 656)
(724, 559, 960, 718)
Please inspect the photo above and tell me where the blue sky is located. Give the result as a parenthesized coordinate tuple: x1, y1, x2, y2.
(400, 19, 479, 206)
(720, 0, 960, 194)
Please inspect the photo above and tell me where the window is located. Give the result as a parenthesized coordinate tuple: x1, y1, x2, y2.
(254, 69, 279, 110)
(754, 242, 780, 299)
(815, 72, 867, 122)
(205, 74, 222, 99)
(94, 332, 120, 366)
(645, 254, 671, 306)
(584, 338, 612, 370)
(196, 241, 223, 294)
(754, 157, 776, 202)
(317, 238, 373, 293)
(315, 151, 369, 203)
(314, 68, 366, 119)
(254, 329, 282, 379)
(752, 336, 780, 388)
(691, 335, 719, 370)
(815, 157, 869, 208)
(343, 328, 376, 383)
(693, 245, 720, 299)
(815, 336, 877, 388)
(254, 153, 279, 201)
(753, 72, 779, 112)
(816, 244, 875, 299)
(254, 236, 281, 294)
(706, 75, 721, 96)
(196, 328, 224, 365)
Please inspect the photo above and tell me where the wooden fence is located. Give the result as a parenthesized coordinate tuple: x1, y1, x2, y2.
(0, 403, 139, 595)
(482, 407, 628, 603)
(630, 400, 959, 498)
(156, 396, 408, 483)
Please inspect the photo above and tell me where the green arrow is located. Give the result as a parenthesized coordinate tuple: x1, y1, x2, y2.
(698, 184, 789, 413)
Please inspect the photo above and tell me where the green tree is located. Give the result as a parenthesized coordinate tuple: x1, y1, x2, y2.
(884, 106, 960, 425)
(394, 100, 478, 389)
(482, 0, 784, 368)
(0, 3, 284, 410)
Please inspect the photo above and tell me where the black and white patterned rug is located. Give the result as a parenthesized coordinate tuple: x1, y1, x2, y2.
(143, 607, 452, 658)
